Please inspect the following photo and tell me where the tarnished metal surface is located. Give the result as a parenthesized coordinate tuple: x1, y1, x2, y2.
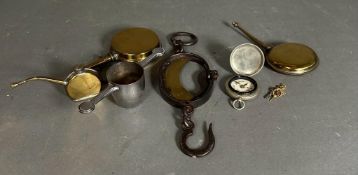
(159, 32, 218, 158)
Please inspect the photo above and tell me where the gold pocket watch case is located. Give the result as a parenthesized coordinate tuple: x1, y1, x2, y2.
(267, 43, 319, 75)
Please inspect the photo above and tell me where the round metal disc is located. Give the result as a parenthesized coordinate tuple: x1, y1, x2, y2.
(267, 43, 319, 75)
(111, 27, 160, 63)
(230, 43, 265, 76)
(66, 72, 101, 101)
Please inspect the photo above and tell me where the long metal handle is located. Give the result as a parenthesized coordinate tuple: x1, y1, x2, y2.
(78, 84, 119, 114)
(82, 53, 118, 69)
(10, 76, 66, 88)
(232, 21, 270, 50)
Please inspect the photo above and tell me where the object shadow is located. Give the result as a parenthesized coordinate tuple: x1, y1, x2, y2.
(47, 59, 74, 96)
(205, 39, 232, 73)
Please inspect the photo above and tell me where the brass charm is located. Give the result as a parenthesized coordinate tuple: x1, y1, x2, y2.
(266, 83, 286, 101)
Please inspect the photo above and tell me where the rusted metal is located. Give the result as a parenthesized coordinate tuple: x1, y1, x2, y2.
(159, 32, 218, 158)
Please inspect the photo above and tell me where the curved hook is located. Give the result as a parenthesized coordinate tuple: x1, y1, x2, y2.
(179, 106, 215, 158)
(180, 123, 215, 158)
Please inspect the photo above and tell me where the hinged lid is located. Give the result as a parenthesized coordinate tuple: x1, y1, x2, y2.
(229, 43, 265, 76)
(111, 27, 160, 62)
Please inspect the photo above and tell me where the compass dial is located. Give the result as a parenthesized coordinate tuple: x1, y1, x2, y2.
(230, 78, 255, 93)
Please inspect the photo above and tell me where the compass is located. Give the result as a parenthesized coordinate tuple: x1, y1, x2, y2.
(225, 43, 264, 110)
(229, 77, 256, 93)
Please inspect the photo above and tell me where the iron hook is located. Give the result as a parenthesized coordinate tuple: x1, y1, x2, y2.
(179, 106, 215, 158)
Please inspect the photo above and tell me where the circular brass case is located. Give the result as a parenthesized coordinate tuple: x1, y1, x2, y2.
(66, 72, 101, 101)
(267, 43, 319, 75)
(111, 27, 160, 63)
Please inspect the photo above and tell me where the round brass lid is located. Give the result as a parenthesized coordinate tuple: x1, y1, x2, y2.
(66, 72, 101, 101)
(267, 43, 319, 75)
(111, 27, 160, 63)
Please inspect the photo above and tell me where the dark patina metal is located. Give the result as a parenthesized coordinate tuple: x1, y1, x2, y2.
(159, 32, 218, 158)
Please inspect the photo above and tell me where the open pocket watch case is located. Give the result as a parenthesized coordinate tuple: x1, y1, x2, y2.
(225, 43, 265, 110)
(232, 21, 319, 75)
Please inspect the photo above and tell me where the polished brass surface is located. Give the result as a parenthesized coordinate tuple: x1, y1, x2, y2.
(111, 27, 160, 62)
(66, 72, 101, 101)
(232, 21, 319, 75)
(267, 43, 319, 75)
(11, 69, 101, 101)
(164, 58, 193, 101)
(81, 27, 162, 69)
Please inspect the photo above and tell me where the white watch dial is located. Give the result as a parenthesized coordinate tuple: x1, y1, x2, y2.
(230, 79, 255, 92)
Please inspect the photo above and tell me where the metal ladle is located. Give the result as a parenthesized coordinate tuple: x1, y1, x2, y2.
(232, 21, 319, 75)
(10, 68, 101, 101)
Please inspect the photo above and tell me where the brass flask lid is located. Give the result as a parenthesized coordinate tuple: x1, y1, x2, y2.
(66, 72, 101, 101)
(111, 27, 160, 63)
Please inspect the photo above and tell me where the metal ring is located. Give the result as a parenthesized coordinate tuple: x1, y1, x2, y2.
(159, 52, 215, 108)
(231, 99, 245, 110)
(170, 32, 198, 46)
